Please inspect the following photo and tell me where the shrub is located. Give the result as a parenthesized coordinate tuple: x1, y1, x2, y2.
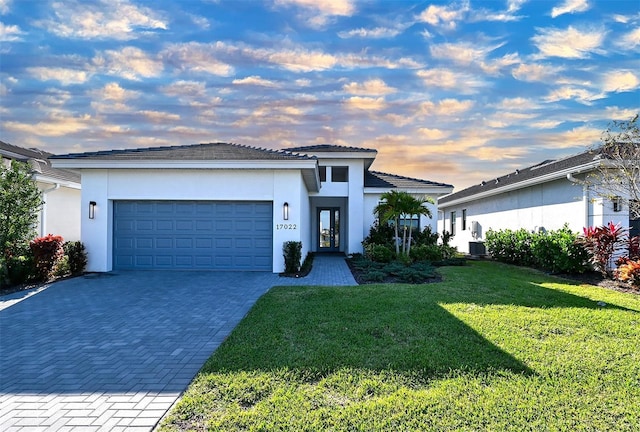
(410, 244, 442, 262)
(29, 235, 64, 281)
(382, 261, 407, 276)
(397, 266, 436, 283)
(54, 255, 70, 278)
(579, 223, 628, 276)
(63, 241, 87, 275)
(300, 252, 314, 275)
(362, 270, 386, 282)
(531, 227, 589, 274)
(412, 226, 439, 247)
(363, 220, 395, 248)
(3, 243, 35, 286)
(282, 241, 302, 274)
(364, 244, 394, 263)
(485, 228, 535, 266)
(615, 260, 640, 287)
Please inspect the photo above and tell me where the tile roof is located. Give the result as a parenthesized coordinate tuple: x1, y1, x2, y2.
(287, 144, 377, 153)
(1, 141, 80, 184)
(365, 170, 453, 189)
(51, 142, 316, 161)
(439, 149, 601, 205)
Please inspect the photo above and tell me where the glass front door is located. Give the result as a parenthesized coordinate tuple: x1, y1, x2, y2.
(318, 208, 340, 251)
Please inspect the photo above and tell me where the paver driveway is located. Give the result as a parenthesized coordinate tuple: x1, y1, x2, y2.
(0, 271, 281, 431)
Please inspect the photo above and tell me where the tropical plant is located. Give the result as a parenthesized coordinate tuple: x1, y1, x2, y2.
(401, 194, 434, 256)
(373, 190, 405, 256)
(29, 234, 64, 281)
(579, 222, 628, 276)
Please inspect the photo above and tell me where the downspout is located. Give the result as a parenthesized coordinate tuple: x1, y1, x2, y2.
(40, 183, 61, 237)
(566, 173, 589, 228)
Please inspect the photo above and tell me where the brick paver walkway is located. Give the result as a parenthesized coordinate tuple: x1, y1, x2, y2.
(0, 254, 356, 431)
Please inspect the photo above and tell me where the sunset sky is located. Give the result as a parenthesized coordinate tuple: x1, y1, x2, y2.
(1, 0, 638, 190)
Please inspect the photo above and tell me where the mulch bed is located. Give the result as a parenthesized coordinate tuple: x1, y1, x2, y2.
(554, 271, 639, 295)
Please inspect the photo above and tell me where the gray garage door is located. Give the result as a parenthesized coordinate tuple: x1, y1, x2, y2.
(113, 201, 273, 270)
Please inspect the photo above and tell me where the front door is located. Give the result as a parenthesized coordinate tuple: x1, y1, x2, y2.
(318, 208, 340, 251)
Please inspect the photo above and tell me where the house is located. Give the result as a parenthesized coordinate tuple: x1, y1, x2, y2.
(50, 143, 453, 272)
(1, 141, 81, 242)
(437, 149, 639, 255)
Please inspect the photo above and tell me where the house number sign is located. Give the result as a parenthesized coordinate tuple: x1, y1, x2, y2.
(276, 224, 297, 230)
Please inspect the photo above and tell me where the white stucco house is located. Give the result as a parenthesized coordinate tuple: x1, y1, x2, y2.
(438, 149, 640, 255)
(1, 141, 81, 242)
(50, 143, 453, 273)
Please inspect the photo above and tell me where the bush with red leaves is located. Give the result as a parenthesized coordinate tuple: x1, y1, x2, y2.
(29, 234, 64, 281)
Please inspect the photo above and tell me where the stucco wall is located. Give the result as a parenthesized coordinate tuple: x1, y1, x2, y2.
(36, 182, 81, 241)
(80, 169, 308, 272)
(438, 177, 631, 254)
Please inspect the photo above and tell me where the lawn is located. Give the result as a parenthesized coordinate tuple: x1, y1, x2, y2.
(159, 261, 640, 431)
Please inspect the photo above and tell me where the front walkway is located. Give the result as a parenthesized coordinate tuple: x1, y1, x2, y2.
(0, 254, 356, 431)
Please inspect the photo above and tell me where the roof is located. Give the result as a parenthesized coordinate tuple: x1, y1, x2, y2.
(51, 142, 316, 161)
(287, 144, 377, 154)
(365, 170, 453, 190)
(439, 149, 601, 205)
(1, 141, 80, 185)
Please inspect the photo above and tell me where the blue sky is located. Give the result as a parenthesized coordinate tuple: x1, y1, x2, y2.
(1, 0, 638, 190)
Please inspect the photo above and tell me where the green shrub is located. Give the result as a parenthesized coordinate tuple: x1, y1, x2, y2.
(410, 244, 442, 262)
(282, 241, 302, 274)
(54, 255, 70, 278)
(363, 220, 395, 247)
(300, 252, 314, 275)
(362, 269, 386, 282)
(5, 246, 35, 286)
(411, 225, 439, 246)
(532, 227, 589, 274)
(364, 244, 395, 263)
(63, 241, 87, 275)
(397, 267, 436, 283)
(382, 261, 407, 276)
(486, 226, 589, 274)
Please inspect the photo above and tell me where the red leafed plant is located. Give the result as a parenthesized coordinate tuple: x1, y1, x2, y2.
(580, 222, 628, 276)
(29, 234, 64, 281)
(615, 260, 640, 288)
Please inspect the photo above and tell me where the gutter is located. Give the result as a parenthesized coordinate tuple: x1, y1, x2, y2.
(40, 183, 61, 237)
(566, 173, 590, 228)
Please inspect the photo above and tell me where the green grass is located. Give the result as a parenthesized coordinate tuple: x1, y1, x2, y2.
(159, 261, 640, 431)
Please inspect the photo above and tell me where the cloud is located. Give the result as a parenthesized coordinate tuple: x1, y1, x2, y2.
(0, 0, 10, 14)
(275, 0, 354, 16)
(417, 127, 450, 140)
(530, 119, 564, 129)
(338, 26, 402, 39)
(542, 125, 601, 148)
(544, 86, 603, 104)
(511, 62, 561, 82)
(95, 46, 163, 80)
(344, 96, 387, 111)
(420, 98, 475, 116)
(468, 146, 528, 161)
(492, 97, 540, 111)
(140, 110, 181, 123)
(162, 42, 234, 76)
(416, 68, 485, 93)
(27, 67, 90, 85)
(232, 76, 280, 87)
(37, 0, 167, 40)
(601, 70, 639, 93)
(418, 2, 469, 29)
(616, 27, 640, 50)
(0, 22, 23, 41)
(343, 79, 396, 95)
(95, 82, 139, 101)
(551, 0, 590, 18)
(430, 41, 503, 65)
(507, 0, 528, 13)
(160, 80, 207, 98)
(3, 112, 92, 136)
(532, 26, 606, 58)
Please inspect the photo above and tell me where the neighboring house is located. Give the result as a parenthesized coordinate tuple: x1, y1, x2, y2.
(1, 141, 81, 242)
(437, 149, 639, 255)
(50, 143, 453, 273)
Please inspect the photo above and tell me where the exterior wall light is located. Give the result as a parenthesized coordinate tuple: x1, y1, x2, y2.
(283, 202, 289, 220)
(89, 201, 97, 219)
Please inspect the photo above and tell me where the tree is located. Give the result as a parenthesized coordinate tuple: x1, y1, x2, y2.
(589, 114, 640, 219)
(0, 160, 43, 259)
(374, 190, 434, 257)
(402, 195, 434, 256)
(374, 190, 404, 256)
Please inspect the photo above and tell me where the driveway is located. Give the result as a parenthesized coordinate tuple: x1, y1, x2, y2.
(0, 271, 281, 431)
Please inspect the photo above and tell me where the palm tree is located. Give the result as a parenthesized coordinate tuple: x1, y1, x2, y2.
(402, 195, 434, 256)
(374, 190, 404, 255)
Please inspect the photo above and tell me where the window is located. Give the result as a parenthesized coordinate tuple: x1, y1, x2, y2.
(613, 196, 622, 212)
(331, 166, 348, 182)
(462, 209, 467, 231)
(319, 166, 327, 182)
(398, 215, 420, 233)
(450, 211, 456, 235)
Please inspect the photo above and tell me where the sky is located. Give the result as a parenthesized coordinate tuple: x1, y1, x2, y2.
(1, 0, 639, 191)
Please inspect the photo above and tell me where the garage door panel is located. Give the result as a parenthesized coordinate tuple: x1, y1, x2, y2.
(114, 201, 273, 270)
